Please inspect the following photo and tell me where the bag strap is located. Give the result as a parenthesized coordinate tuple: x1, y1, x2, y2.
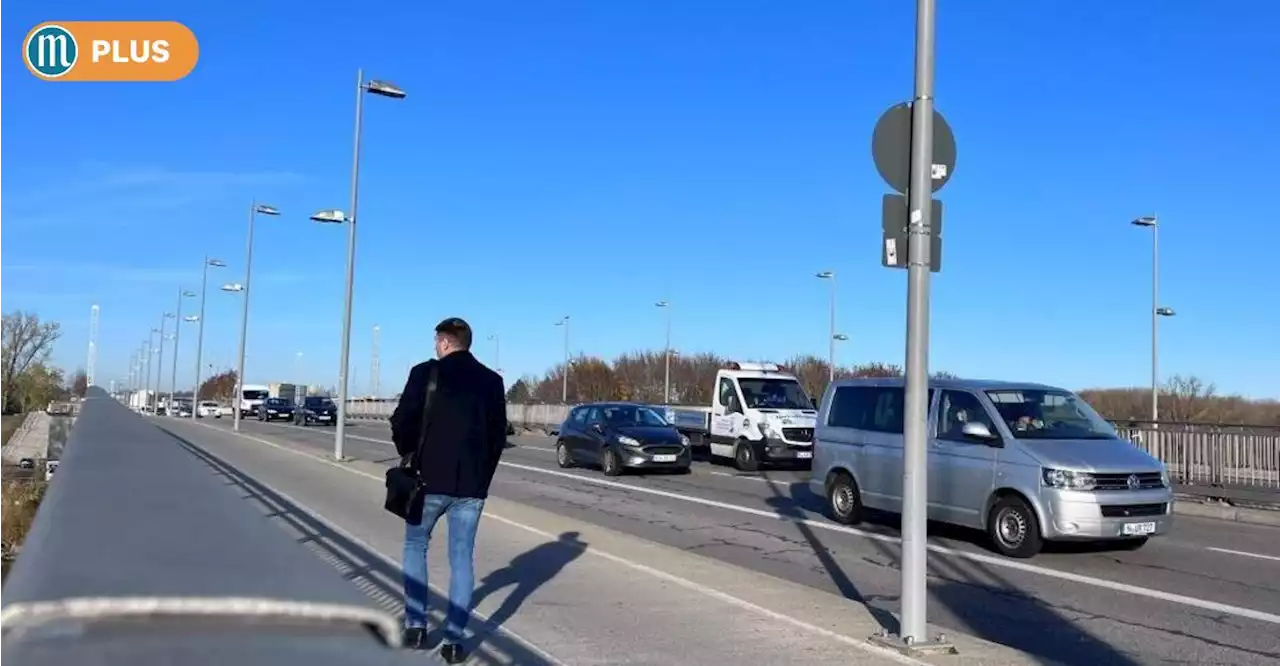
(403, 364, 440, 469)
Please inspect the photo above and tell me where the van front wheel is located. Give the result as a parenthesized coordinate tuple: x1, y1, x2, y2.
(988, 495, 1043, 558)
(827, 472, 863, 525)
(733, 440, 759, 472)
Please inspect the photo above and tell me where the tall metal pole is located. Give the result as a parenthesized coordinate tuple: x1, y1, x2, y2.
(371, 325, 382, 398)
(87, 304, 99, 387)
(828, 275, 837, 382)
(558, 317, 570, 403)
(334, 68, 365, 461)
(192, 257, 210, 419)
(144, 333, 155, 410)
(129, 352, 137, 392)
(170, 289, 185, 412)
(156, 317, 168, 413)
(234, 204, 258, 433)
(1150, 219, 1160, 423)
(898, 0, 937, 644)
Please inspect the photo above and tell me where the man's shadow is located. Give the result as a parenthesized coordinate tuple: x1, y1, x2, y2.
(464, 531, 586, 649)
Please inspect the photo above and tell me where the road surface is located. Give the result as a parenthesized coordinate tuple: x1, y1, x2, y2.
(160, 416, 1280, 665)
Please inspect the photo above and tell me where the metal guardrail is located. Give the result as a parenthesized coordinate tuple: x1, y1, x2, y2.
(343, 398, 1280, 494)
(2, 388, 419, 666)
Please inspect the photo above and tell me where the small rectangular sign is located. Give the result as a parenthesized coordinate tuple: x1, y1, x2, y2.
(881, 194, 942, 273)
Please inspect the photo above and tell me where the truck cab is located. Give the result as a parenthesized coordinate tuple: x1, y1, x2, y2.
(709, 362, 817, 471)
(239, 384, 271, 417)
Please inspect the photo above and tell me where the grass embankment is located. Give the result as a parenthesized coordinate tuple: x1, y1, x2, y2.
(2, 412, 47, 583)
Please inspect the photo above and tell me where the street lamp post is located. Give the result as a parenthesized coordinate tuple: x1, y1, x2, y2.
(816, 271, 837, 381)
(170, 290, 196, 413)
(231, 203, 281, 433)
(1131, 215, 1175, 422)
(157, 313, 174, 411)
(555, 316, 570, 403)
(317, 69, 406, 463)
(655, 301, 672, 403)
(832, 333, 849, 380)
(191, 257, 226, 419)
(145, 330, 158, 410)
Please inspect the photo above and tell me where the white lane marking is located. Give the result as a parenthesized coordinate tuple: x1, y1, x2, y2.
(180, 421, 567, 665)
(203, 420, 1280, 626)
(183, 420, 930, 665)
(1206, 547, 1280, 563)
(185, 425, 931, 660)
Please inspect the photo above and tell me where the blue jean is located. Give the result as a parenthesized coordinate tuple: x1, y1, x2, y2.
(402, 494, 485, 643)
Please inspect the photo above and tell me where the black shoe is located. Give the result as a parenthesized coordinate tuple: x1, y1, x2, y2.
(440, 642, 467, 664)
(401, 627, 427, 650)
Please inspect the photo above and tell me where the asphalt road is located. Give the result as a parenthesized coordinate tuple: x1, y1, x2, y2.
(181, 416, 1280, 665)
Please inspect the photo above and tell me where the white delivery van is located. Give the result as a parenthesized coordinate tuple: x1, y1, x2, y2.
(660, 362, 817, 471)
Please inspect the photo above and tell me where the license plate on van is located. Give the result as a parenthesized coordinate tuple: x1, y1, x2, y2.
(1122, 522, 1156, 536)
(796, 451, 813, 459)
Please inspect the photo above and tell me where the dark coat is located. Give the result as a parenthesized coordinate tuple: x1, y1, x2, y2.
(389, 351, 508, 499)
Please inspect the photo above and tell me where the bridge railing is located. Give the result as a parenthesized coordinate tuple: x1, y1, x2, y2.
(343, 398, 1280, 495)
(2, 388, 414, 665)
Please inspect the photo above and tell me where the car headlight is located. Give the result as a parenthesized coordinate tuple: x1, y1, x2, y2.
(679, 434, 690, 447)
(1042, 468, 1096, 491)
(1159, 464, 1171, 488)
(267, 410, 277, 414)
(617, 435, 642, 447)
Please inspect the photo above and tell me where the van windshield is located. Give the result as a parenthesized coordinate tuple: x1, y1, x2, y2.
(738, 378, 813, 410)
(984, 389, 1116, 440)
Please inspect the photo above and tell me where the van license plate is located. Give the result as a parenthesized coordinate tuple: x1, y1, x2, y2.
(1122, 522, 1156, 536)
(652, 454, 677, 463)
(796, 451, 813, 459)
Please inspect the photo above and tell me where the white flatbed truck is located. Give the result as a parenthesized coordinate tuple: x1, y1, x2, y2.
(657, 362, 817, 471)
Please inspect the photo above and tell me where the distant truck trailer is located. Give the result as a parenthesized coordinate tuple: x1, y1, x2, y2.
(269, 382, 298, 404)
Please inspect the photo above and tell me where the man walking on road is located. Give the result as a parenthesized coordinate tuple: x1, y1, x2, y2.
(391, 317, 508, 662)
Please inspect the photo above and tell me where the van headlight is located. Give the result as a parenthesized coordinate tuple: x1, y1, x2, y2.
(1042, 468, 1096, 491)
(617, 435, 642, 448)
(758, 421, 774, 437)
(1159, 464, 1171, 488)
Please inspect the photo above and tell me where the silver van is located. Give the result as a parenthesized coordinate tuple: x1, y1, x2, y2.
(810, 378, 1173, 558)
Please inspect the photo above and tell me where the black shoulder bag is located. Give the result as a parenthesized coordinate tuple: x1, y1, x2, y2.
(383, 364, 438, 525)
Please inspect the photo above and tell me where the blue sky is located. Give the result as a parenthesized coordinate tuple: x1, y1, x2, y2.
(3, 2, 1278, 399)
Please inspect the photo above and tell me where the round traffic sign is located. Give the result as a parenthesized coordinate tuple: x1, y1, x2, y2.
(871, 102, 957, 194)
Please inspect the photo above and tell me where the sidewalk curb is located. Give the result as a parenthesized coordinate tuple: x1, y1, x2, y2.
(1174, 500, 1280, 527)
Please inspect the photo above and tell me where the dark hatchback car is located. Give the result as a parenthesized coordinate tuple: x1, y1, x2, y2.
(555, 402, 691, 476)
(295, 396, 337, 426)
(258, 397, 295, 422)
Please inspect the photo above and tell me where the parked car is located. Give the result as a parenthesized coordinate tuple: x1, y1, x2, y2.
(196, 401, 222, 418)
(258, 397, 296, 422)
(555, 402, 691, 476)
(810, 378, 1173, 559)
(295, 396, 338, 426)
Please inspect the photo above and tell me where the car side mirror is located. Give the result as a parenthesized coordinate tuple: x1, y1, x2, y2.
(591, 422, 605, 434)
(961, 421, 999, 443)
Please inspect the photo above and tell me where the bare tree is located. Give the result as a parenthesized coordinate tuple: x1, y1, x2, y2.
(3, 312, 61, 409)
(198, 370, 239, 402)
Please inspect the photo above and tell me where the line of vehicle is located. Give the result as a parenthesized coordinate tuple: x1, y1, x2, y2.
(226, 418, 1280, 626)
(183, 419, 934, 666)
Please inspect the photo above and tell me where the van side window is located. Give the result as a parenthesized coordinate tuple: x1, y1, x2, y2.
(936, 390, 997, 441)
(828, 386, 934, 434)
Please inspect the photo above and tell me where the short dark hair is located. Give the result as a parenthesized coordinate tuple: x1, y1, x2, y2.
(435, 317, 473, 350)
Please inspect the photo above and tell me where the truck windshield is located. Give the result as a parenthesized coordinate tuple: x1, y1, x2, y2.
(738, 378, 813, 410)
(242, 389, 269, 400)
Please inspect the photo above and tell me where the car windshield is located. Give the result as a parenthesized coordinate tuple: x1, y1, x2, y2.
(738, 378, 814, 410)
(984, 389, 1116, 440)
(305, 398, 335, 408)
(601, 405, 669, 427)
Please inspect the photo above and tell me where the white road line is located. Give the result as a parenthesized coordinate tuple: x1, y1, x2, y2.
(181, 420, 931, 665)
(1206, 547, 1280, 563)
(197, 419, 1280, 627)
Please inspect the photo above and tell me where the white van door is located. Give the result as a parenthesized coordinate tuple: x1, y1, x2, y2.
(709, 376, 743, 459)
